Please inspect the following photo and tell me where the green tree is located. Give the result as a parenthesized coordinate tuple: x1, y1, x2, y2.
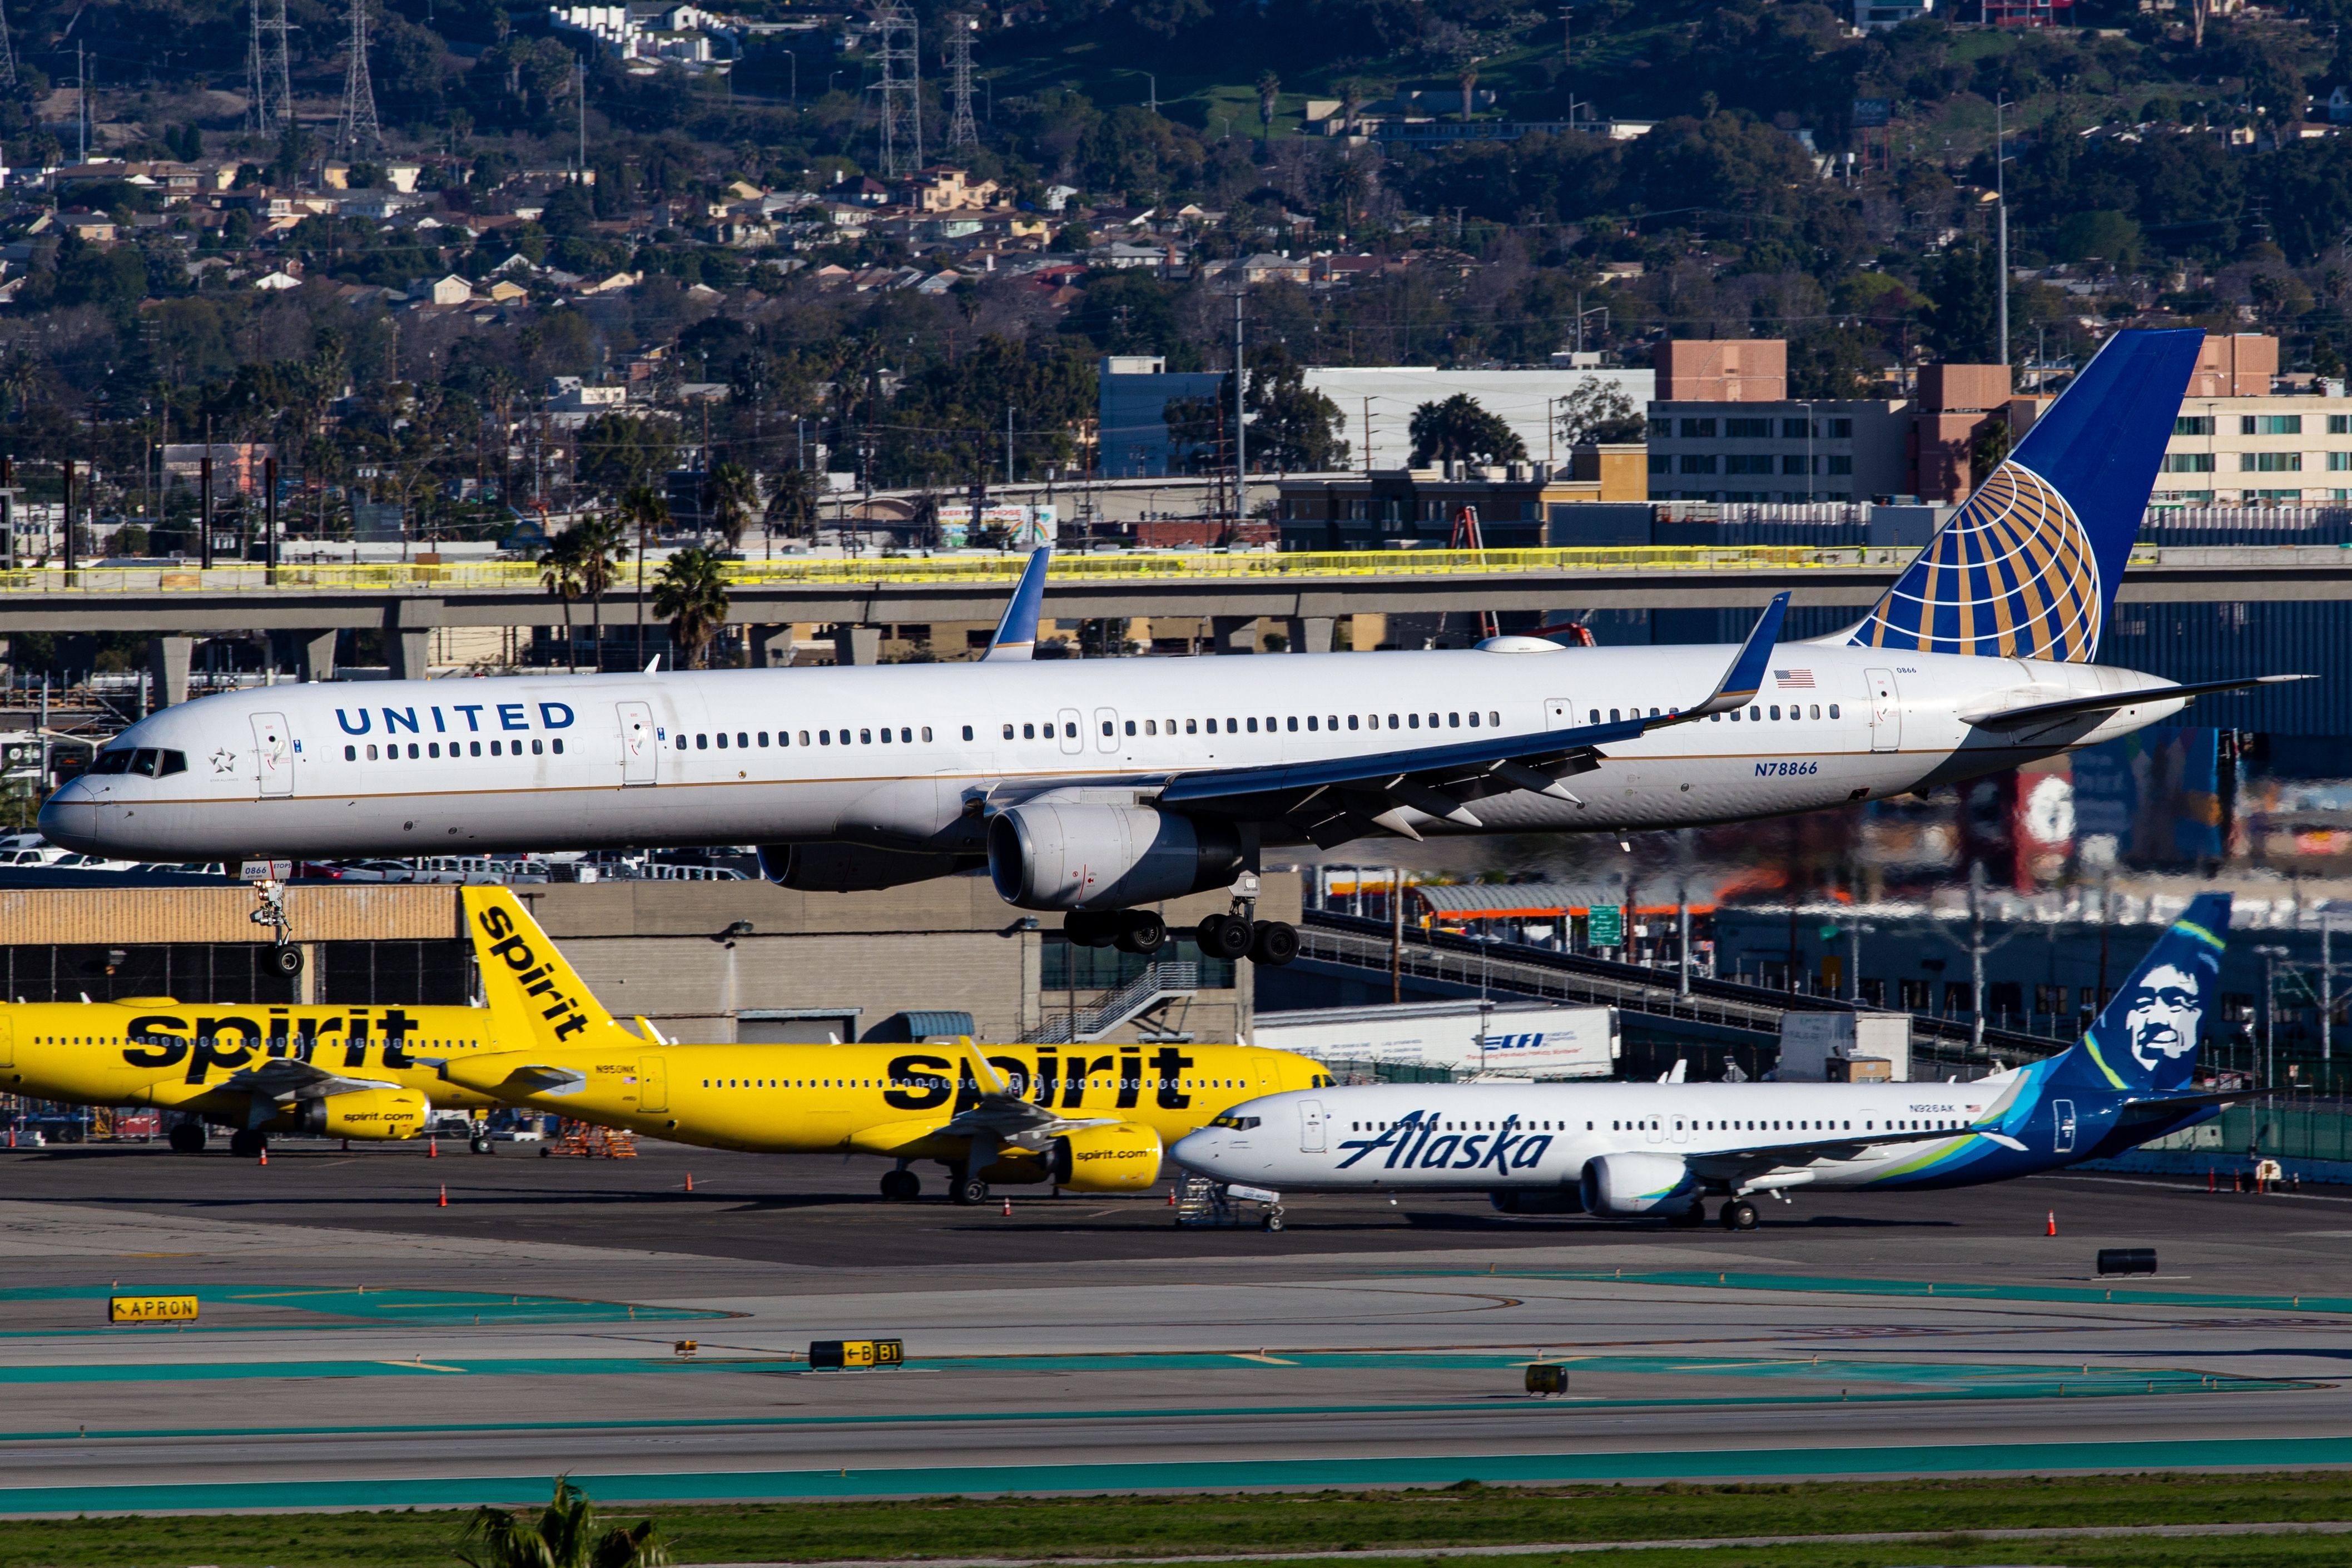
(764, 465, 825, 544)
(702, 460, 758, 551)
(621, 485, 672, 667)
(539, 529, 586, 671)
(1921, 242, 2001, 364)
(1407, 394, 1526, 466)
(456, 1476, 669, 1568)
(1552, 380, 1646, 446)
(2050, 210, 2143, 272)
(568, 514, 630, 671)
(577, 415, 680, 499)
(653, 546, 730, 669)
(1245, 345, 1347, 470)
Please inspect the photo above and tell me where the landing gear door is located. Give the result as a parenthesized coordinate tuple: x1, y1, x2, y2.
(1546, 698, 1580, 731)
(618, 701, 657, 786)
(1298, 1099, 1328, 1152)
(250, 712, 293, 797)
(1865, 668, 1901, 753)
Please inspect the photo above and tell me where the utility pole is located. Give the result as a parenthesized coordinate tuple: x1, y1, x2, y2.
(1968, 860, 1987, 1057)
(76, 43, 86, 165)
(1994, 96, 2010, 368)
(2256, 945, 2289, 1086)
(2324, 918, 2336, 1067)
(1232, 291, 1246, 522)
(199, 419, 214, 569)
(335, 0, 381, 158)
(1390, 868, 1404, 1005)
(264, 452, 278, 578)
(1676, 888, 1691, 998)
(871, 2, 922, 180)
(944, 13, 978, 152)
(577, 58, 587, 179)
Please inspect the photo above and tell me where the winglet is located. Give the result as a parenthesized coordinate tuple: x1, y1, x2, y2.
(1683, 592, 1790, 719)
(980, 547, 1051, 662)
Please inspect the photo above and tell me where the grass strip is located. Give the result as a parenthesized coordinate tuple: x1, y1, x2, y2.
(7, 1470, 2352, 1567)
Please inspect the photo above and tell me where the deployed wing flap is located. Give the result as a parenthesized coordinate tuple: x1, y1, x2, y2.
(218, 1059, 405, 1101)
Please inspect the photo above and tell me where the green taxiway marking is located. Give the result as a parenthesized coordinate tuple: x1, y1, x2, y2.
(1400, 1269, 2352, 1314)
(0, 1284, 719, 1326)
(12, 1436, 2352, 1516)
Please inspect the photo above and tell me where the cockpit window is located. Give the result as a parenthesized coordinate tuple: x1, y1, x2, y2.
(1209, 1114, 1260, 1130)
(156, 750, 187, 776)
(88, 749, 134, 774)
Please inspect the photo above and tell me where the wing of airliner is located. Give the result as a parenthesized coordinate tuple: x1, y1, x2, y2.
(217, 1059, 408, 1102)
(1964, 674, 2311, 733)
(1146, 593, 1793, 844)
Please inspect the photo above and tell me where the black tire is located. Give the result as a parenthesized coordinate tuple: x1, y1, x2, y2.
(1249, 920, 1300, 966)
(1114, 911, 1167, 956)
(1197, 913, 1253, 960)
(1262, 1213, 1284, 1232)
(1065, 911, 1115, 949)
(1726, 1199, 1760, 1232)
(469, 1136, 490, 1155)
(952, 1176, 990, 1207)
(270, 946, 304, 977)
(880, 1168, 920, 1201)
(168, 1123, 205, 1155)
(229, 1129, 266, 1158)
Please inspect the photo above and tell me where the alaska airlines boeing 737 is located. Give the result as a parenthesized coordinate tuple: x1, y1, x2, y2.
(1171, 894, 2239, 1231)
(39, 331, 2298, 963)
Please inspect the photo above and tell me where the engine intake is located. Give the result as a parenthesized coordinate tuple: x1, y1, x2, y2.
(1053, 1121, 1164, 1192)
(987, 804, 1242, 911)
(1578, 1151, 1699, 1218)
(294, 1088, 429, 1141)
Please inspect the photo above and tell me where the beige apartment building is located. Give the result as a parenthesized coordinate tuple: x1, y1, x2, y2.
(2155, 394, 2352, 507)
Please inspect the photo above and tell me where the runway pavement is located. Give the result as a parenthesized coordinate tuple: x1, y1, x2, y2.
(3, 1138, 2351, 1514)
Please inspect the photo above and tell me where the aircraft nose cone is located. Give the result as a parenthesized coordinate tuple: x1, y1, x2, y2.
(36, 785, 99, 854)
(1170, 1130, 1220, 1171)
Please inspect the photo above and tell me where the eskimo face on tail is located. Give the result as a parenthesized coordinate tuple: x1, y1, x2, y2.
(2122, 962, 2205, 1077)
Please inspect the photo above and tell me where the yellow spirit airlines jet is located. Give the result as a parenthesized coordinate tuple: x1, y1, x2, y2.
(442, 888, 1330, 1204)
(0, 993, 517, 1155)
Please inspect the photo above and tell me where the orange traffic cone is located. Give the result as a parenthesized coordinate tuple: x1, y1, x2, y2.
(437, 1184, 448, 1208)
(257, 1147, 267, 1167)
(1167, 1187, 1176, 1205)
(428, 1137, 438, 1159)
(1001, 1196, 1012, 1217)
(684, 1172, 694, 1192)
(2046, 1210, 2057, 1237)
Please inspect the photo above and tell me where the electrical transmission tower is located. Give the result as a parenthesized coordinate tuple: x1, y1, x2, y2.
(0, 0, 19, 91)
(249, 0, 269, 133)
(870, 2, 921, 180)
(250, 0, 293, 134)
(943, 13, 977, 153)
(336, 0, 381, 157)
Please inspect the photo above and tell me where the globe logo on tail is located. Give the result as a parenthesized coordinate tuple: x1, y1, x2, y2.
(1851, 462, 2103, 662)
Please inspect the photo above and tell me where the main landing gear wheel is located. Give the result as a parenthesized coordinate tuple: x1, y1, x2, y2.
(228, 1129, 267, 1159)
(270, 945, 303, 977)
(1668, 1201, 1707, 1229)
(1113, 911, 1167, 956)
(1723, 1199, 1760, 1232)
(1197, 913, 1254, 961)
(167, 1123, 205, 1155)
(1064, 911, 1118, 949)
(1248, 920, 1300, 967)
(880, 1168, 921, 1201)
(470, 1134, 491, 1155)
(951, 1173, 990, 1207)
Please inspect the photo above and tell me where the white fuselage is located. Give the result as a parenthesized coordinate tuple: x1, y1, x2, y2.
(39, 642, 2181, 901)
(1169, 1078, 2050, 1195)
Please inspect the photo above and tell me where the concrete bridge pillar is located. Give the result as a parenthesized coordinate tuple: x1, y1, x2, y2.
(831, 624, 882, 666)
(387, 600, 441, 681)
(147, 636, 191, 708)
(300, 630, 338, 683)
(1211, 615, 1258, 654)
(1281, 616, 1335, 654)
(757, 627, 795, 668)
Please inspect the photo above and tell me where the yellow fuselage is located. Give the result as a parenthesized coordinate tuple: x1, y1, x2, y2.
(0, 998, 513, 1125)
(446, 1039, 1323, 1160)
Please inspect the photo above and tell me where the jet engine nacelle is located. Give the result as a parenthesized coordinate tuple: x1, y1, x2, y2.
(1053, 1121, 1164, 1192)
(758, 842, 975, 892)
(293, 1088, 429, 1140)
(1578, 1151, 1699, 1218)
(986, 804, 1242, 911)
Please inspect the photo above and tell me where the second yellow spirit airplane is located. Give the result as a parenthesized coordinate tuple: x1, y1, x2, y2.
(440, 889, 1330, 1203)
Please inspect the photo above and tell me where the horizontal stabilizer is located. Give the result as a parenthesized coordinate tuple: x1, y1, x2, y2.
(1966, 674, 2313, 731)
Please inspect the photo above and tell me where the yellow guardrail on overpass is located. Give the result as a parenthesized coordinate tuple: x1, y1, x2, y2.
(0, 542, 2179, 594)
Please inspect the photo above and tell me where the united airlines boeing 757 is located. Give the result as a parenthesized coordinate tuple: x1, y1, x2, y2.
(40, 330, 2299, 964)
(1171, 894, 2240, 1231)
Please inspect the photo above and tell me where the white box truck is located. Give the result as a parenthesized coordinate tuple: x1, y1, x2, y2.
(1253, 1000, 1619, 1080)
(1776, 1011, 1912, 1082)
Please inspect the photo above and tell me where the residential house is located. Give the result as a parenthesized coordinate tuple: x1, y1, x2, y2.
(899, 166, 1003, 212)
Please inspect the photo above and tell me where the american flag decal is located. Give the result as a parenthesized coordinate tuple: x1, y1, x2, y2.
(1774, 668, 1816, 688)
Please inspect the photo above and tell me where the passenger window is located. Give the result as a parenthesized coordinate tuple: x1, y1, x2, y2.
(1730, 709, 1741, 722)
(696, 734, 709, 750)
(1247, 717, 1258, 733)
(1225, 718, 1237, 733)
(552, 738, 564, 754)
(1001, 723, 1013, 739)
(1769, 706, 1780, 721)
(963, 726, 975, 741)
(860, 728, 872, 744)
(1488, 711, 1499, 726)
(738, 732, 750, 747)
(1388, 714, 1399, 729)
(1589, 709, 1600, 723)
(1185, 719, 1197, 734)
(1348, 714, 1359, 730)
(716, 733, 729, 749)
(409, 743, 420, 758)
(344, 745, 357, 761)
(757, 732, 768, 746)
(798, 731, 810, 746)
(919, 727, 930, 741)
(1124, 720, 1137, 735)
(820, 730, 832, 745)
(1022, 723, 1034, 739)
(366, 744, 379, 760)
(676, 735, 688, 750)
(1829, 704, 1840, 719)
(532, 739, 544, 755)
(1105, 721, 1117, 737)
(1287, 716, 1298, 731)
(1408, 713, 1419, 728)
(1144, 720, 1155, 735)
(1306, 715, 1317, 731)
(1809, 705, 1820, 720)
(1467, 712, 1478, 727)
(878, 728, 891, 743)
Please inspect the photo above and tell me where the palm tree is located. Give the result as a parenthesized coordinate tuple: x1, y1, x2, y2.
(764, 465, 825, 545)
(539, 530, 585, 672)
(621, 484, 671, 668)
(653, 545, 730, 668)
(457, 1475, 670, 1568)
(569, 514, 629, 672)
(701, 460, 758, 553)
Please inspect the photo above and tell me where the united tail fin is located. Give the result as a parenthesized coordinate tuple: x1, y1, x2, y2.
(2050, 891, 2231, 1095)
(460, 887, 632, 1051)
(1841, 328, 2204, 663)
(979, 547, 1051, 662)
